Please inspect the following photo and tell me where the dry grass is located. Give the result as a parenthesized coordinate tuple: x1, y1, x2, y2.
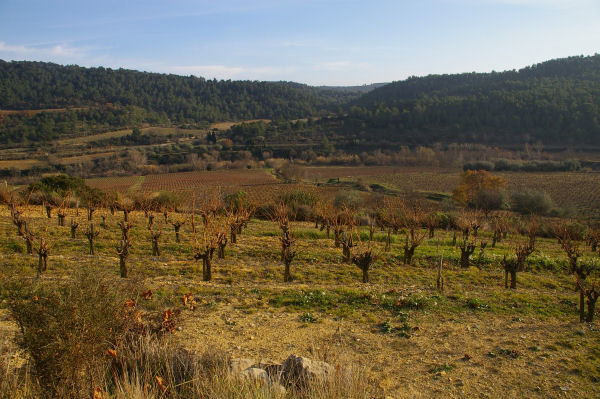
(0, 160, 45, 170)
(57, 126, 206, 146)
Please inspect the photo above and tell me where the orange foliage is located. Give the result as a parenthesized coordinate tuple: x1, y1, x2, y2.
(452, 170, 506, 204)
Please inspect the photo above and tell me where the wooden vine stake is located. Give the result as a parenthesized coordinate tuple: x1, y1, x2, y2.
(436, 239, 444, 291)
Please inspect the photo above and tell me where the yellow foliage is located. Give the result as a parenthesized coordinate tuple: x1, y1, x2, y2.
(452, 170, 506, 204)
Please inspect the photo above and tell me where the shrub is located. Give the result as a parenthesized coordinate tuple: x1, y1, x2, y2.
(6, 267, 143, 398)
(510, 190, 555, 216)
(463, 161, 494, 171)
(152, 190, 182, 210)
(224, 189, 249, 212)
(471, 189, 507, 214)
(333, 190, 362, 210)
(278, 188, 319, 208)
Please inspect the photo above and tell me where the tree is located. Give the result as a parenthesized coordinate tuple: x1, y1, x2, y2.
(398, 202, 428, 265)
(192, 194, 225, 282)
(452, 170, 506, 207)
(511, 190, 555, 216)
(554, 222, 594, 322)
(272, 203, 297, 282)
(472, 189, 507, 216)
(501, 240, 534, 289)
(352, 244, 377, 283)
(115, 238, 132, 278)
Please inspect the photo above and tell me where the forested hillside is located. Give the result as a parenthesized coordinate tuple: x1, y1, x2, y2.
(0, 55, 599, 147)
(0, 60, 361, 143)
(346, 55, 600, 146)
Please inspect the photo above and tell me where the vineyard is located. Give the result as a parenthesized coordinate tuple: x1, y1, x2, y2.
(1, 173, 600, 398)
(85, 167, 600, 219)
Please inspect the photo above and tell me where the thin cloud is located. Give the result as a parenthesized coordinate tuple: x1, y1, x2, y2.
(0, 41, 85, 58)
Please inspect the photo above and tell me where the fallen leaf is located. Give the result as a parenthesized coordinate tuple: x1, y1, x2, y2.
(155, 375, 168, 392)
(142, 290, 153, 300)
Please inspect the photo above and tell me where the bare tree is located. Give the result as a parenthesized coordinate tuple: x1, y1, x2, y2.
(170, 215, 186, 243)
(378, 199, 399, 252)
(228, 204, 254, 244)
(118, 220, 133, 242)
(150, 228, 161, 256)
(272, 203, 297, 282)
(56, 195, 68, 227)
(11, 208, 26, 237)
(23, 225, 35, 255)
(583, 273, 600, 322)
(36, 236, 53, 275)
(315, 200, 335, 239)
(192, 194, 224, 282)
(459, 240, 476, 268)
(114, 195, 134, 222)
(398, 202, 428, 265)
(586, 227, 600, 252)
(85, 223, 100, 255)
(490, 213, 510, 248)
(501, 240, 534, 289)
(351, 235, 378, 283)
(116, 238, 132, 278)
(70, 217, 79, 239)
(425, 212, 440, 239)
(338, 207, 357, 263)
(456, 210, 483, 241)
(554, 222, 587, 321)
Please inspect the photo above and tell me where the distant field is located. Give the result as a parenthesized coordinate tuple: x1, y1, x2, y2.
(86, 175, 145, 193)
(85, 166, 600, 216)
(57, 126, 206, 145)
(296, 166, 600, 215)
(0, 159, 44, 170)
(87, 169, 284, 203)
(60, 151, 118, 165)
(210, 119, 270, 130)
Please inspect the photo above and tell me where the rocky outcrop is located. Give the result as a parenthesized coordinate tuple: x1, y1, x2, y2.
(229, 354, 333, 391)
(280, 355, 333, 387)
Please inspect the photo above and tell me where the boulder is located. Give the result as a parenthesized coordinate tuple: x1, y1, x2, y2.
(280, 355, 332, 387)
(240, 367, 270, 383)
(229, 358, 255, 374)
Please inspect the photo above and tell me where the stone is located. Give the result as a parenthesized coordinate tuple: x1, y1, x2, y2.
(271, 382, 287, 396)
(280, 355, 333, 387)
(230, 358, 255, 374)
(256, 362, 283, 382)
(241, 367, 269, 383)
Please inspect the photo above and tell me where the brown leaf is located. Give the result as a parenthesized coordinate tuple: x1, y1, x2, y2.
(124, 299, 136, 308)
(106, 348, 117, 358)
(155, 375, 167, 392)
(142, 290, 153, 300)
(93, 387, 104, 399)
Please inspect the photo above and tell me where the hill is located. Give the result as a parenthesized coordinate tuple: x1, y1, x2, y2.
(0, 60, 362, 143)
(344, 54, 600, 146)
(1, 55, 600, 150)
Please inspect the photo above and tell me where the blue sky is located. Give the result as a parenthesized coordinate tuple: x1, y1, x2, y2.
(0, 0, 598, 85)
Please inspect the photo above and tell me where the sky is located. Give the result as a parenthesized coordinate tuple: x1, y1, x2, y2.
(0, 0, 598, 86)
